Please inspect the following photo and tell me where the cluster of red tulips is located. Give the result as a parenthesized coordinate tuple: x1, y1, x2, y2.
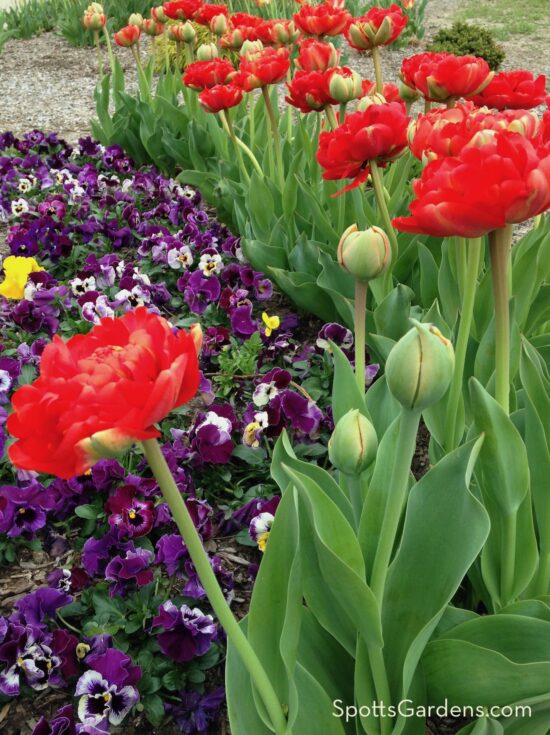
(104, 0, 550, 237)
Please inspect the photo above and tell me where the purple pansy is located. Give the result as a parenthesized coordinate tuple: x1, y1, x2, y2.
(104, 547, 154, 597)
(165, 688, 225, 734)
(153, 602, 217, 663)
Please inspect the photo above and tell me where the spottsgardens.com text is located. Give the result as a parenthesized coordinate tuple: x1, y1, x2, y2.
(333, 699, 532, 722)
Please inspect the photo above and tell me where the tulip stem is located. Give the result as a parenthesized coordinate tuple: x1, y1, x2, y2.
(220, 111, 251, 184)
(424, 99, 432, 114)
(501, 511, 517, 607)
(368, 643, 393, 735)
(489, 226, 513, 414)
(220, 111, 263, 179)
(370, 409, 420, 603)
(93, 31, 104, 80)
(355, 280, 368, 397)
(141, 439, 287, 735)
(261, 86, 285, 191)
(339, 102, 347, 123)
(102, 27, 116, 76)
(325, 105, 338, 130)
(371, 46, 383, 94)
(535, 551, 550, 597)
(455, 236, 467, 303)
(370, 161, 397, 296)
(444, 237, 482, 451)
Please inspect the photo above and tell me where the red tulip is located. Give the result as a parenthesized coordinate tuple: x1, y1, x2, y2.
(286, 69, 337, 112)
(346, 4, 408, 50)
(163, 0, 203, 20)
(194, 2, 228, 25)
(230, 11, 263, 29)
(182, 58, 235, 90)
(7, 308, 201, 479)
(296, 38, 340, 71)
(114, 25, 141, 47)
(317, 101, 410, 191)
(466, 70, 547, 110)
(238, 47, 290, 90)
(408, 102, 541, 161)
(199, 83, 243, 112)
(82, 11, 107, 31)
(293, 3, 351, 38)
(393, 131, 550, 238)
(401, 51, 493, 103)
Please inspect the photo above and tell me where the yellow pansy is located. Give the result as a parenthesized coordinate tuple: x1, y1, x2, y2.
(262, 312, 280, 337)
(0, 256, 44, 300)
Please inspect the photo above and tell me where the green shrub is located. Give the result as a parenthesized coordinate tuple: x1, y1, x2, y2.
(427, 21, 505, 70)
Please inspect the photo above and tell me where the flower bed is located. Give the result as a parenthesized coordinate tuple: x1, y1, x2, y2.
(0, 130, 379, 733)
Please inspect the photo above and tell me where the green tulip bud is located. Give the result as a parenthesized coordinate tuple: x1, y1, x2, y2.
(386, 321, 455, 412)
(329, 409, 378, 475)
(210, 13, 229, 36)
(337, 224, 391, 282)
(128, 12, 144, 28)
(357, 92, 388, 110)
(240, 39, 264, 57)
(181, 20, 196, 43)
(197, 43, 218, 60)
(329, 70, 363, 104)
(399, 81, 420, 103)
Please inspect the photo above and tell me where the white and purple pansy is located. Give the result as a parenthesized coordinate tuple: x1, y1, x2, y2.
(75, 669, 139, 726)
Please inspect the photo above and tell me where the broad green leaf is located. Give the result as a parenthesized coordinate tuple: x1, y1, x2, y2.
(364, 375, 401, 440)
(373, 284, 414, 342)
(331, 342, 369, 423)
(285, 466, 383, 654)
(382, 440, 490, 721)
(269, 269, 339, 323)
(271, 431, 354, 527)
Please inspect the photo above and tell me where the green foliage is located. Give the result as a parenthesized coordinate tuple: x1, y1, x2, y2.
(215, 332, 263, 395)
(427, 21, 506, 70)
(0, 0, 57, 41)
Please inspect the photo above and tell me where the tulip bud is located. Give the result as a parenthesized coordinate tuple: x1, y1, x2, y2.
(386, 321, 455, 412)
(329, 69, 363, 103)
(78, 428, 135, 464)
(210, 13, 228, 35)
(357, 92, 387, 110)
(328, 409, 378, 475)
(240, 39, 263, 57)
(167, 23, 186, 42)
(128, 12, 144, 28)
(181, 20, 196, 43)
(272, 19, 300, 45)
(196, 42, 218, 60)
(142, 18, 164, 36)
(86, 2, 104, 13)
(399, 81, 420, 103)
(151, 5, 167, 22)
(337, 224, 391, 282)
(82, 10, 106, 30)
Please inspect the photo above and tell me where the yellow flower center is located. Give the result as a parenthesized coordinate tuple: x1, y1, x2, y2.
(76, 643, 91, 660)
(128, 510, 137, 520)
(257, 531, 270, 552)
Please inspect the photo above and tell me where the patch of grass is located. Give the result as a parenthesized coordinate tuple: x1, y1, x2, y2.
(455, 0, 550, 37)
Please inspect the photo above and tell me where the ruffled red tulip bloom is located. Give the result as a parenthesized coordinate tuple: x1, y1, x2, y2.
(293, 3, 351, 38)
(296, 38, 340, 71)
(317, 101, 410, 190)
(114, 25, 141, 47)
(408, 102, 541, 161)
(221, 26, 259, 49)
(346, 4, 408, 50)
(194, 3, 228, 25)
(199, 83, 243, 112)
(163, 0, 203, 20)
(466, 70, 547, 110)
(401, 51, 493, 103)
(8, 308, 201, 479)
(238, 47, 290, 90)
(393, 131, 550, 238)
(182, 58, 235, 90)
(230, 11, 263, 29)
(286, 69, 337, 112)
